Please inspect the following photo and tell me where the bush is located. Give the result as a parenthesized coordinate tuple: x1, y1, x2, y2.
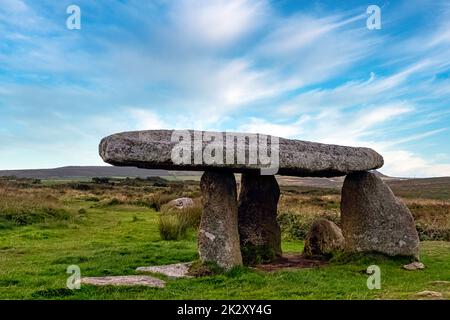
(118, 176, 169, 187)
(277, 210, 340, 240)
(92, 177, 110, 184)
(67, 183, 91, 191)
(406, 199, 450, 241)
(84, 196, 100, 202)
(416, 223, 450, 241)
(106, 198, 122, 206)
(276, 194, 341, 241)
(145, 176, 169, 187)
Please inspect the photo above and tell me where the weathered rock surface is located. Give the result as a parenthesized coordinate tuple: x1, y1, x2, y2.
(341, 172, 420, 258)
(99, 130, 383, 177)
(198, 171, 242, 269)
(166, 197, 194, 210)
(403, 261, 425, 271)
(429, 280, 450, 285)
(81, 275, 165, 287)
(238, 173, 281, 264)
(303, 218, 344, 258)
(136, 262, 192, 278)
(414, 290, 443, 300)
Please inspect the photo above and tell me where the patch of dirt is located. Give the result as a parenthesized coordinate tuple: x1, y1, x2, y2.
(254, 254, 328, 272)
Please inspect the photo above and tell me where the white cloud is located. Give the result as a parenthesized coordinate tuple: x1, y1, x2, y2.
(1, 0, 28, 12)
(381, 150, 450, 178)
(127, 108, 167, 130)
(169, 0, 268, 48)
(278, 61, 433, 116)
(355, 104, 412, 133)
(256, 13, 365, 56)
(252, 12, 380, 87)
(237, 116, 307, 137)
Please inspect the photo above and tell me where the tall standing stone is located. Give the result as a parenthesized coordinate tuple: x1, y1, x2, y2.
(341, 171, 420, 259)
(198, 170, 242, 269)
(238, 173, 281, 264)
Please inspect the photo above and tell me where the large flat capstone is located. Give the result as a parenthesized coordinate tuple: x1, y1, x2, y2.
(99, 130, 383, 177)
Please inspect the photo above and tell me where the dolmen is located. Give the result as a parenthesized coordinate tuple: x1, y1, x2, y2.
(99, 129, 420, 268)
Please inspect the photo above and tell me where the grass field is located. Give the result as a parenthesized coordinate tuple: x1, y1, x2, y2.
(0, 177, 449, 300)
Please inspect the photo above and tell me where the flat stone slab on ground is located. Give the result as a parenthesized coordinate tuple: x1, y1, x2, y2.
(136, 262, 192, 278)
(403, 262, 425, 270)
(81, 275, 165, 287)
(99, 130, 383, 177)
(414, 290, 443, 299)
(429, 280, 450, 285)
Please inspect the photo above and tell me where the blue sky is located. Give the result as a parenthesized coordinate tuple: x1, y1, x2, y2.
(0, 0, 449, 177)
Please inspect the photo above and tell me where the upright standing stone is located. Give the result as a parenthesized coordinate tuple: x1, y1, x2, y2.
(238, 173, 281, 264)
(341, 171, 420, 258)
(198, 171, 242, 269)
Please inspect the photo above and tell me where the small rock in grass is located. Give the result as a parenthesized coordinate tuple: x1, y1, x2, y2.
(303, 218, 344, 258)
(136, 262, 192, 278)
(166, 198, 194, 210)
(403, 262, 425, 271)
(81, 275, 165, 288)
(414, 290, 443, 299)
(429, 280, 450, 285)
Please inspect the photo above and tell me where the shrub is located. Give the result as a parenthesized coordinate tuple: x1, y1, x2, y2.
(277, 194, 341, 240)
(84, 196, 100, 202)
(106, 198, 122, 206)
(416, 223, 450, 241)
(145, 176, 169, 187)
(406, 199, 450, 241)
(92, 177, 110, 184)
(277, 210, 340, 240)
(67, 183, 91, 191)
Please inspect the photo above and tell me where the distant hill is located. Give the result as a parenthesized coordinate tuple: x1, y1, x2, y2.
(275, 170, 392, 188)
(0, 166, 390, 183)
(0, 166, 170, 179)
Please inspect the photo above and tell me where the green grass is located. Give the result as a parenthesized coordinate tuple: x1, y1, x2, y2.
(0, 201, 449, 300)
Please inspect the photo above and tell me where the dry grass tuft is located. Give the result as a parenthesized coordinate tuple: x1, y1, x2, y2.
(158, 199, 202, 240)
(0, 186, 74, 226)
